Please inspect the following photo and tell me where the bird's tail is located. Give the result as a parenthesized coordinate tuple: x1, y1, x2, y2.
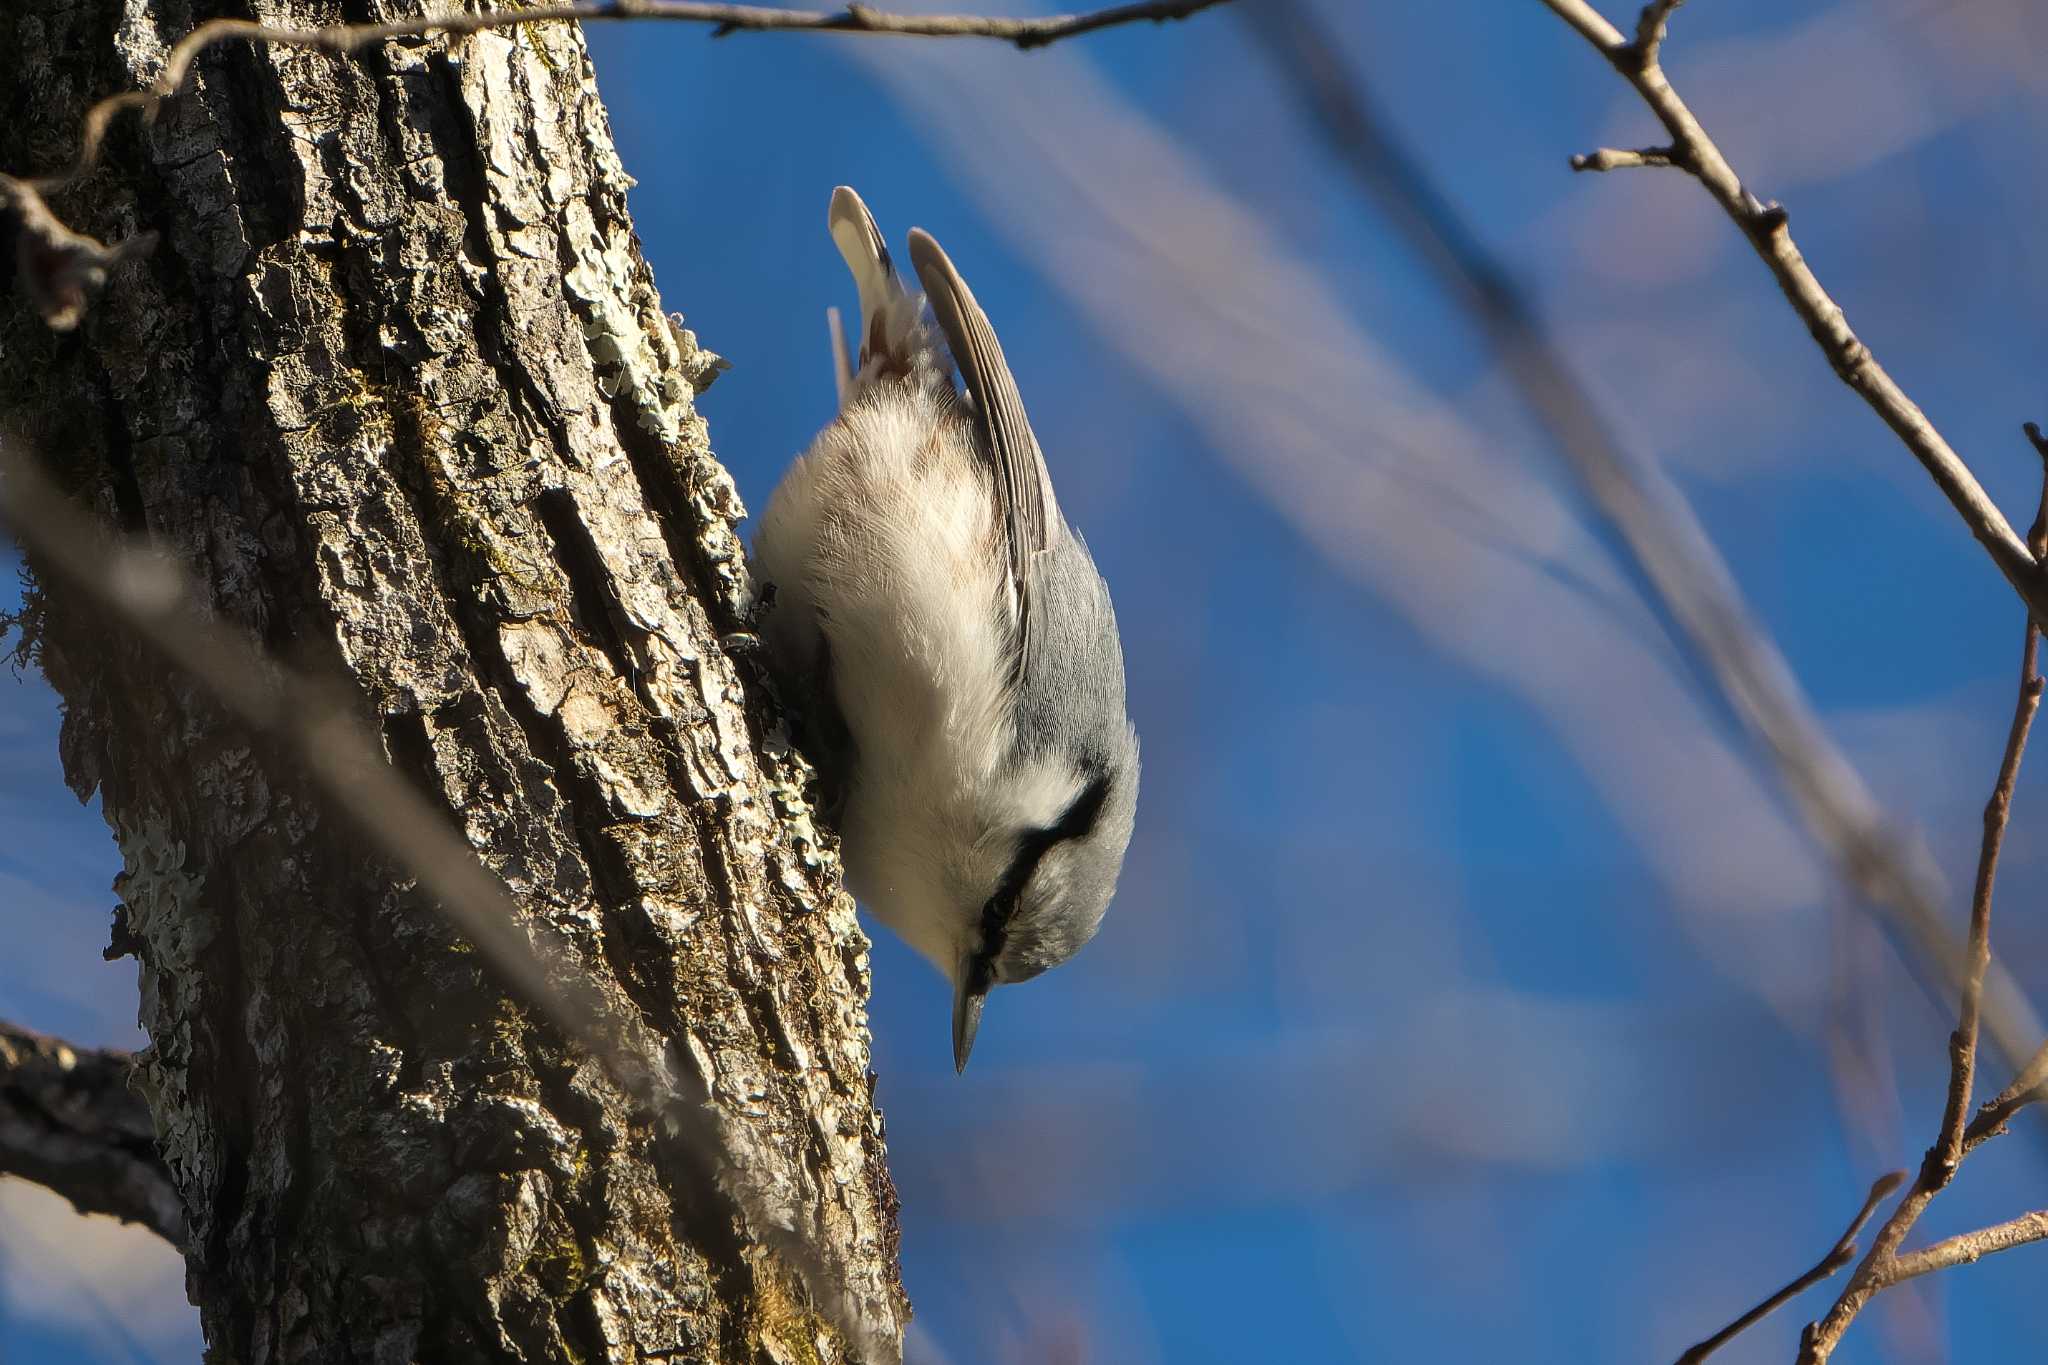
(828, 186, 933, 392)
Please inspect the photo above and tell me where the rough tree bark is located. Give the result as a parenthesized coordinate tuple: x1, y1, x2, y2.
(0, 2, 905, 1361)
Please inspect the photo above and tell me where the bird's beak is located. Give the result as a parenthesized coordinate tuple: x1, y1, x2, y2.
(952, 976, 988, 1074)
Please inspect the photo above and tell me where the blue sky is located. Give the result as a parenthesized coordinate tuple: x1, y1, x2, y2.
(8, 2, 2048, 1361)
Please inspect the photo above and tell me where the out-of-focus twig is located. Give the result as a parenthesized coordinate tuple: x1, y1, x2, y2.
(1798, 430, 2048, 1360)
(1242, 0, 2044, 1072)
(1543, 0, 2048, 633)
(36, 2, 1233, 194)
(0, 1020, 182, 1246)
(0, 439, 894, 1360)
(1823, 889, 1908, 1171)
(0, 444, 628, 1069)
(1674, 1170, 1903, 1365)
(1535, 4, 2048, 1351)
(0, 175, 155, 330)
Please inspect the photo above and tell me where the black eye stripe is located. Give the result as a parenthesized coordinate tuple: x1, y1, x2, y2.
(1047, 770, 1114, 845)
(973, 770, 1114, 976)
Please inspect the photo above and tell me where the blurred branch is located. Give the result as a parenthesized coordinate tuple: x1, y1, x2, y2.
(0, 446, 621, 1062)
(35, 2, 1231, 195)
(1252, 14, 2048, 1348)
(0, 1019, 182, 1246)
(1543, 0, 2048, 633)
(1241, 0, 2045, 1072)
(0, 439, 880, 1355)
(0, 175, 156, 329)
(1797, 430, 2048, 1361)
(1675, 1171, 1903, 1365)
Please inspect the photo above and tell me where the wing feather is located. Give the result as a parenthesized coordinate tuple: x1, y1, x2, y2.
(907, 228, 1058, 664)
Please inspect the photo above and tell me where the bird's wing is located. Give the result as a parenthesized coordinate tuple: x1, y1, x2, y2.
(907, 227, 1059, 666)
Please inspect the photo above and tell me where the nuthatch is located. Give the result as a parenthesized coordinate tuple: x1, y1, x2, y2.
(753, 187, 1139, 1071)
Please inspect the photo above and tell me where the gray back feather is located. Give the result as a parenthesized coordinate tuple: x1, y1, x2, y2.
(1000, 528, 1141, 978)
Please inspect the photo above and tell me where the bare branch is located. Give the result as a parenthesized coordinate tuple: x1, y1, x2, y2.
(36, 2, 1231, 193)
(1872, 1209, 2048, 1290)
(1797, 430, 2048, 1361)
(1242, 0, 2045, 1072)
(1544, 0, 1631, 52)
(1932, 432, 2048, 1177)
(1569, 144, 1680, 173)
(1259, 10, 2048, 1342)
(0, 1020, 182, 1247)
(1537, 8, 2048, 1345)
(1673, 1171, 1903, 1365)
(1629, 0, 1684, 70)
(1965, 1041, 2048, 1151)
(1954, 435, 2048, 1153)
(1540, 0, 2048, 635)
(9, 0, 1231, 339)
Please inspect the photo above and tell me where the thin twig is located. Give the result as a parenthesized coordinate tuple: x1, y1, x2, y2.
(1674, 1171, 1904, 1365)
(1535, 16, 2048, 1352)
(34, 1, 1232, 192)
(1965, 1040, 2048, 1151)
(1630, 0, 1684, 65)
(1798, 429, 2048, 1361)
(1957, 437, 2048, 1154)
(1542, 0, 2048, 634)
(1568, 144, 1680, 172)
(1936, 436, 2048, 1175)
(1243, 0, 2044, 1073)
(1871, 1209, 2048, 1290)
(1529, 24, 2048, 1354)
(699, 0, 1229, 44)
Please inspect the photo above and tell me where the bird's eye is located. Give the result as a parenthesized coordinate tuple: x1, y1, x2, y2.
(966, 897, 1007, 991)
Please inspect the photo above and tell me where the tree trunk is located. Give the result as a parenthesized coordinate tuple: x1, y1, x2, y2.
(0, 3, 904, 1361)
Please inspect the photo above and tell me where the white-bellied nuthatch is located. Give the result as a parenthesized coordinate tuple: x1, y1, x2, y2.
(753, 187, 1140, 1072)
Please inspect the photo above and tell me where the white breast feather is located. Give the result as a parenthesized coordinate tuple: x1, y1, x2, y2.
(756, 387, 1069, 974)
